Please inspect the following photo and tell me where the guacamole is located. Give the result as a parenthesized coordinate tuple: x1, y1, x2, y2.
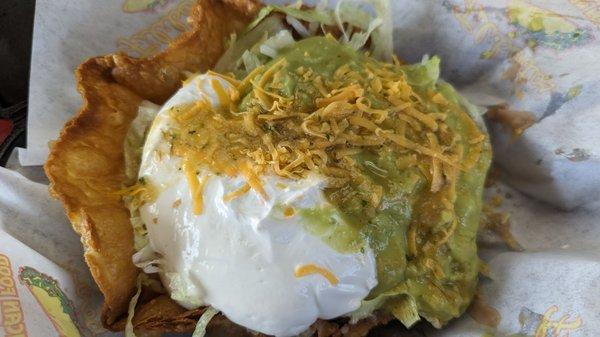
(238, 37, 492, 327)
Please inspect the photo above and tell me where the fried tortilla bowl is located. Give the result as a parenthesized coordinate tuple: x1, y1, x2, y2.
(44, 0, 394, 335)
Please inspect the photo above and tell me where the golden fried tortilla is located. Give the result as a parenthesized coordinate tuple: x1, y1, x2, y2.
(45, 0, 393, 335)
(45, 0, 258, 330)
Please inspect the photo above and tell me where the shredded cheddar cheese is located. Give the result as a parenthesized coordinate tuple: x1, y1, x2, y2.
(223, 183, 251, 202)
(183, 155, 207, 215)
(283, 206, 295, 217)
(241, 162, 269, 200)
(238, 65, 265, 93)
(294, 264, 339, 285)
(207, 70, 240, 87)
(407, 223, 418, 257)
(116, 177, 156, 207)
(211, 78, 231, 108)
(427, 133, 443, 192)
(164, 46, 485, 219)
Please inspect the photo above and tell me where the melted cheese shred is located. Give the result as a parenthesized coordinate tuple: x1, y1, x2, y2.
(211, 78, 231, 108)
(165, 45, 486, 210)
(223, 183, 251, 202)
(183, 155, 208, 215)
(294, 264, 339, 285)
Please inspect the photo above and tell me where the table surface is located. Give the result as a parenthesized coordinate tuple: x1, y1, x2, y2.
(0, 0, 35, 166)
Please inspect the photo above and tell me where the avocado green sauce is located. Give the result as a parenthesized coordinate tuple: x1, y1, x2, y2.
(297, 206, 364, 254)
(238, 37, 492, 327)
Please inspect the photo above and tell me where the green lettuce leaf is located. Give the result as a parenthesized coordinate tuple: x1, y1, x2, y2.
(369, 0, 393, 61)
(259, 29, 296, 58)
(125, 274, 168, 337)
(192, 307, 220, 337)
(402, 55, 441, 89)
(214, 15, 285, 74)
(334, 0, 393, 60)
(123, 101, 160, 183)
(125, 276, 143, 337)
(122, 101, 160, 252)
(389, 295, 420, 328)
(350, 290, 420, 328)
(216, 0, 393, 76)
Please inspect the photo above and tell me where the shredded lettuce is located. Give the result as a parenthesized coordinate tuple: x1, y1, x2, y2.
(245, 5, 277, 32)
(130, 213, 148, 251)
(389, 295, 420, 328)
(123, 101, 160, 183)
(334, 0, 393, 58)
(349, 294, 388, 323)
(402, 55, 441, 89)
(368, 0, 393, 61)
(347, 17, 383, 51)
(334, 1, 372, 40)
(132, 244, 162, 274)
(122, 101, 165, 337)
(192, 307, 220, 337)
(166, 272, 204, 308)
(125, 274, 167, 337)
(259, 30, 295, 58)
(122, 101, 161, 252)
(241, 50, 262, 72)
(215, 15, 285, 74)
(350, 291, 420, 328)
(286, 15, 310, 37)
(216, 0, 393, 76)
(142, 275, 165, 294)
(125, 276, 143, 337)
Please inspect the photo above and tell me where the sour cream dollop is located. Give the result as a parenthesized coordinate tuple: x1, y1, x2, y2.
(137, 74, 377, 336)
